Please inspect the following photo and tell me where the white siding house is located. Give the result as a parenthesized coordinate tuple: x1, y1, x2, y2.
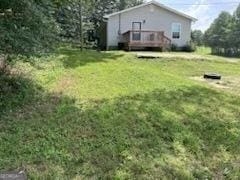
(103, 0, 197, 50)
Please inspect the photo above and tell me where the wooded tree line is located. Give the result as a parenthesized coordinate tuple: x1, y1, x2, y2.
(0, 0, 143, 67)
(1, 0, 239, 65)
(192, 4, 240, 56)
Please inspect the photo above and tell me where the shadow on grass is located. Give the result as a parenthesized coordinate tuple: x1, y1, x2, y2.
(1, 75, 240, 179)
(58, 48, 124, 68)
(0, 72, 42, 115)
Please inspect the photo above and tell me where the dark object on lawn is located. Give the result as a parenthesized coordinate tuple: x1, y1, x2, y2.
(204, 73, 221, 80)
(137, 53, 161, 59)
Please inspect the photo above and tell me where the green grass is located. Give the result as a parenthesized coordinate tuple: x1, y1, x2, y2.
(1, 48, 240, 179)
(195, 46, 212, 55)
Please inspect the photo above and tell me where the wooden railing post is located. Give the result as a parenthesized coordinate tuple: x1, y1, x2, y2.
(129, 31, 132, 43)
(120, 30, 171, 50)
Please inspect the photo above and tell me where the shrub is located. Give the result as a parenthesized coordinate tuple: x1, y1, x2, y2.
(171, 44, 178, 51)
(182, 42, 196, 52)
(171, 42, 196, 52)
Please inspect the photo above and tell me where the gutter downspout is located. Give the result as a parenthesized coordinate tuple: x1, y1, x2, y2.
(118, 13, 122, 44)
(118, 13, 121, 35)
(106, 19, 109, 50)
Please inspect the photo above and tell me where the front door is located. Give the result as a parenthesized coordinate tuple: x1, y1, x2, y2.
(132, 22, 141, 41)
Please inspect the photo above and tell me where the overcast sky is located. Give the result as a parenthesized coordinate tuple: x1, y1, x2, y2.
(147, 0, 240, 31)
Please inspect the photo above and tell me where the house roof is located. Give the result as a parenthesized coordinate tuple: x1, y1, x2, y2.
(103, 0, 197, 21)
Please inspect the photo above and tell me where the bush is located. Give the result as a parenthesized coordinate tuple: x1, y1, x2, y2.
(171, 44, 178, 51)
(182, 42, 196, 52)
(171, 42, 196, 52)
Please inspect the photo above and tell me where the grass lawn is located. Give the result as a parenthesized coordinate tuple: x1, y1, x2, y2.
(1, 47, 240, 179)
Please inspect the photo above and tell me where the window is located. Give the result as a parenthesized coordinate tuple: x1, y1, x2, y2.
(172, 23, 181, 39)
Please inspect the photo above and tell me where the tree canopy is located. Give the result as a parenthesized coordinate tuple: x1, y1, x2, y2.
(232, 4, 240, 50)
(55, 0, 144, 48)
(0, 0, 57, 56)
(191, 30, 204, 46)
(204, 4, 240, 56)
(0, 0, 144, 59)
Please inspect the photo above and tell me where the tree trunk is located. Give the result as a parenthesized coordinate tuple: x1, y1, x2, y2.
(79, 0, 83, 51)
(0, 54, 7, 73)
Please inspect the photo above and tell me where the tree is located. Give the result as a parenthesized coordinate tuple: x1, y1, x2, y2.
(204, 11, 233, 55)
(89, 0, 144, 48)
(56, 0, 95, 48)
(119, 0, 127, 10)
(0, 0, 58, 59)
(118, 0, 143, 10)
(0, 0, 145, 60)
(191, 30, 204, 46)
(232, 4, 240, 52)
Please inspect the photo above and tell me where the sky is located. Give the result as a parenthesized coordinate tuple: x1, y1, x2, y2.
(147, 0, 240, 31)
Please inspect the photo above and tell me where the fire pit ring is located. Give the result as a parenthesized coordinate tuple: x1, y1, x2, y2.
(204, 73, 221, 80)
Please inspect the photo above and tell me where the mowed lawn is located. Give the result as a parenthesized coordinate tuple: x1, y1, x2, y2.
(1, 48, 240, 179)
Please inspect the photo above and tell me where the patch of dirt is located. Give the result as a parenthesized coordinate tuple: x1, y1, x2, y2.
(55, 75, 77, 93)
(191, 76, 240, 93)
(156, 53, 208, 61)
(133, 52, 240, 63)
(134, 52, 209, 61)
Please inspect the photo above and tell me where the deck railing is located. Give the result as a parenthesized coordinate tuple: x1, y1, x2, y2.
(121, 30, 171, 48)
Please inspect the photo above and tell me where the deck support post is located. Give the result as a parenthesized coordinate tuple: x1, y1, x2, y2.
(128, 45, 131, 51)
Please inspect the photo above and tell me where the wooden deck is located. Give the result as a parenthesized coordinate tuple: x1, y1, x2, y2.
(120, 30, 171, 50)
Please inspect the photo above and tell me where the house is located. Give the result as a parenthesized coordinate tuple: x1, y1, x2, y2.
(102, 0, 197, 50)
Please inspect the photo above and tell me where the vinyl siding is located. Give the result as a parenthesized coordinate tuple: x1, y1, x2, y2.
(107, 4, 192, 48)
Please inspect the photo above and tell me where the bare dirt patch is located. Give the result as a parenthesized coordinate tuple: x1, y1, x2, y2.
(134, 52, 240, 63)
(191, 76, 240, 93)
(135, 52, 209, 61)
(55, 75, 77, 93)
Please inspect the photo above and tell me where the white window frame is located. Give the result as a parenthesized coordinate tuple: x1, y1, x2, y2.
(172, 23, 181, 39)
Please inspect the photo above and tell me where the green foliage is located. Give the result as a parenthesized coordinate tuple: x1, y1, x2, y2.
(191, 30, 204, 46)
(195, 46, 211, 55)
(205, 5, 240, 57)
(90, 0, 144, 47)
(232, 4, 240, 49)
(118, 0, 143, 10)
(171, 44, 178, 51)
(56, 0, 94, 47)
(55, 0, 144, 48)
(171, 42, 196, 52)
(0, 72, 39, 114)
(182, 41, 196, 52)
(90, 0, 144, 26)
(0, 0, 145, 55)
(0, 0, 58, 57)
(205, 11, 233, 48)
(1, 49, 240, 178)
